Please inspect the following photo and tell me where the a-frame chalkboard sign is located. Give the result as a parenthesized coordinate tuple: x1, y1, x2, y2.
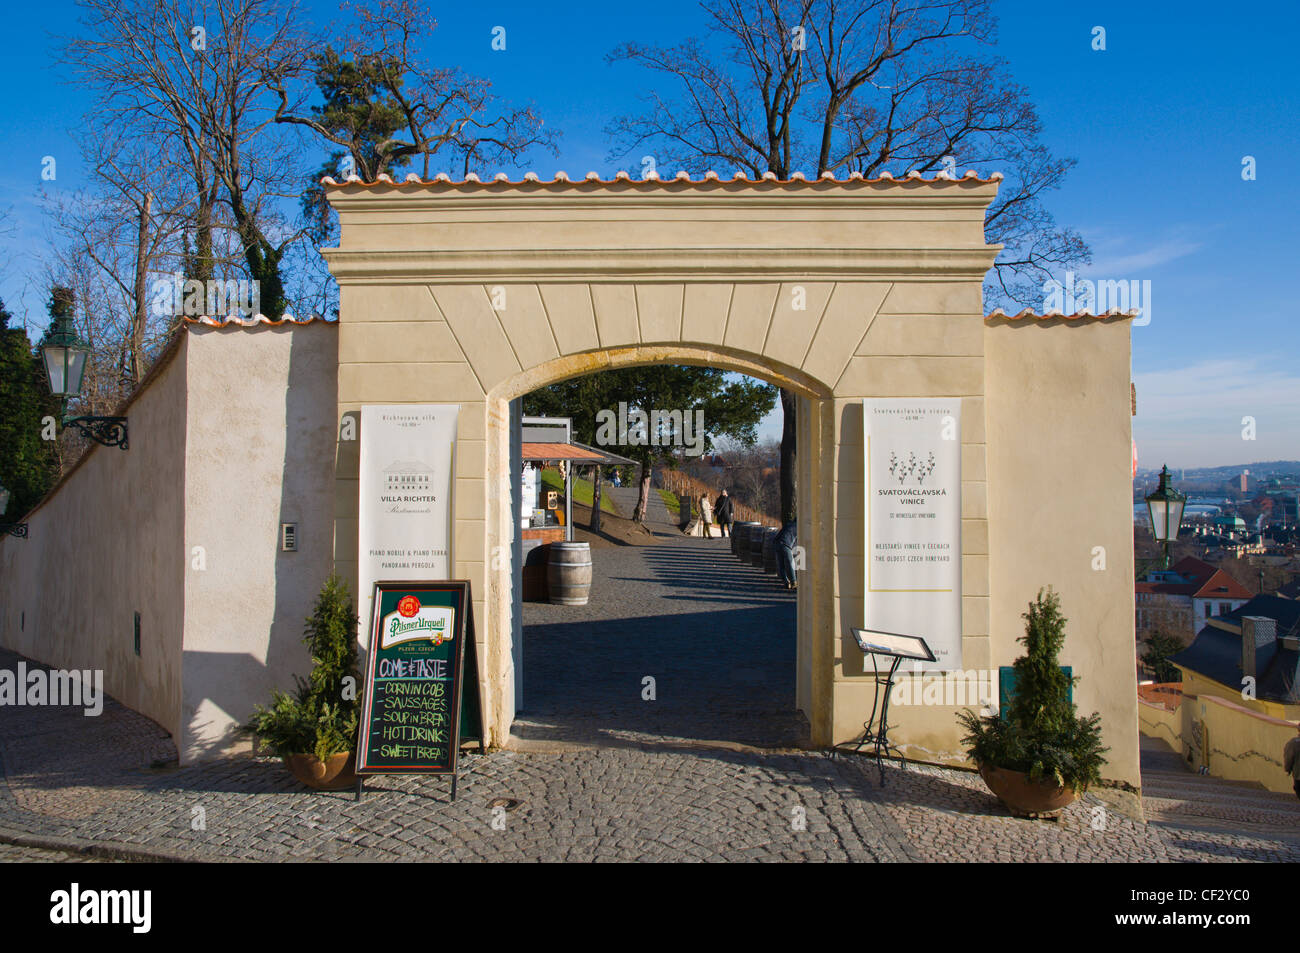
(355, 580, 484, 801)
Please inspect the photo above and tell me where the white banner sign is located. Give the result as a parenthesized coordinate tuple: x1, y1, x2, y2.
(863, 399, 962, 671)
(358, 404, 459, 649)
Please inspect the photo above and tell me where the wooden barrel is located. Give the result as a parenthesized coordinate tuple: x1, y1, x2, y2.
(748, 525, 767, 566)
(547, 542, 592, 606)
(734, 521, 759, 558)
(762, 528, 779, 573)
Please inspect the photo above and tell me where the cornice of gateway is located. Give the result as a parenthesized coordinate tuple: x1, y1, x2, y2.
(319, 246, 1001, 282)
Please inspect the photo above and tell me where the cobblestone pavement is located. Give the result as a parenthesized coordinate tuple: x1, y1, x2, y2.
(0, 843, 109, 862)
(1, 539, 1298, 862)
(604, 484, 677, 536)
(515, 538, 806, 748)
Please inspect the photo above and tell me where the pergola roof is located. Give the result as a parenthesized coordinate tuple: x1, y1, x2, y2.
(522, 442, 636, 466)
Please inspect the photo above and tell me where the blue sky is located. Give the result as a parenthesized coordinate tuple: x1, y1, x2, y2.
(2, 0, 1297, 468)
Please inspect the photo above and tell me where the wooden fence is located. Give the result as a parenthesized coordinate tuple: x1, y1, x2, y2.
(653, 467, 778, 526)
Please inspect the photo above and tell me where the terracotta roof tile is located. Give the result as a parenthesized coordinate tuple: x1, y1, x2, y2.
(985, 308, 1139, 322)
(183, 314, 334, 328)
(321, 169, 1004, 189)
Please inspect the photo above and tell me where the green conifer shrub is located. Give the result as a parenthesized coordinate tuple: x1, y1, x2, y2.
(957, 588, 1107, 792)
(246, 575, 361, 760)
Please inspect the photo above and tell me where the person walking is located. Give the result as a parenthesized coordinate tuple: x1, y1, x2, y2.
(699, 495, 714, 538)
(774, 520, 798, 590)
(1285, 722, 1300, 800)
(715, 488, 734, 537)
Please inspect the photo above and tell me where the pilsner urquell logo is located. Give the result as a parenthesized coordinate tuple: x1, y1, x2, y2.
(380, 595, 455, 649)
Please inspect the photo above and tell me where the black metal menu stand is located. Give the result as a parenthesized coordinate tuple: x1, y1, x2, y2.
(847, 628, 935, 786)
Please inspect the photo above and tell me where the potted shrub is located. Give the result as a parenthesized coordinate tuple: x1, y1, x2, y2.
(957, 588, 1107, 817)
(246, 575, 361, 791)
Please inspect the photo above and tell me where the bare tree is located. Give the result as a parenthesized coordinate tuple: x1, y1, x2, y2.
(45, 131, 199, 388)
(62, 0, 223, 284)
(608, 0, 1089, 522)
(271, 0, 557, 182)
(61, 0, 316, 319)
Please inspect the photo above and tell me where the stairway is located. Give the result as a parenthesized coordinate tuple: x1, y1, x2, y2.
(1140, 735, 1300, 836)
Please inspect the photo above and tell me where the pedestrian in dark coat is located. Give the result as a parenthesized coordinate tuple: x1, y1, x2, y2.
(1285, 723, 1300, 800)
(715, 489, 734, 537)
(775, 520, 798, 589)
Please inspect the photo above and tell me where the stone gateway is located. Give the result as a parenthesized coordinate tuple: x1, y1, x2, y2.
(0, 170, 1140, 788)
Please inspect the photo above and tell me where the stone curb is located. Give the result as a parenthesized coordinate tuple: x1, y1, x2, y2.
(0, 825, 228, 864)
(505, 736, 815, 756)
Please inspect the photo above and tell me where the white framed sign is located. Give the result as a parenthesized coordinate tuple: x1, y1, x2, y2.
(358, 404, 459, 650)
(521, 464, 537, 526)
(863, 399, 962, 670)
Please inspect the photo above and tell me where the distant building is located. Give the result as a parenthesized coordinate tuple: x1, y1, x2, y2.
(1136, 556, 1253, 641)
(1213, 515, 1247, 537)
(1264, 488, 1299, 525)
(1170, 595, 1300, 719)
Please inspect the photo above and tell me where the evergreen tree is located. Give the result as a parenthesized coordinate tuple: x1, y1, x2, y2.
(299, 49, 411, 244)
(958, 588, 1108, 792)
(0, 300, 61, 519)
(1005, 590, 1077, 735)
(246, 575, 361, 760)
(1142, 631, 1184, 683)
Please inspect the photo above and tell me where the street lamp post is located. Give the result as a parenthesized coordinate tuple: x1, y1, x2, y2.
(1145, 464, 1186, 571)
(40, 306, 128, 449)
(0, 483, 28, 539)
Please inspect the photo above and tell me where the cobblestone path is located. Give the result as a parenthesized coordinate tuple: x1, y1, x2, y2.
(0, 539, 1297, 862)
(515, 537, 806, 747)
(604, 484, 677, 535)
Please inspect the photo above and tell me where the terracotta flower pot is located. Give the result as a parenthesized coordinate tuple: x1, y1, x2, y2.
(284, 751, 357, 791)
(978, 764, 1080, 818)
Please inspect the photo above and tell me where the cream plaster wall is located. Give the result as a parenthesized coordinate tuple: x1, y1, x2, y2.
(0, 323, 339, 763)
(985, 315, 1139, 787)
(0, 338, 188, 742)
(179, 323, 338, 762)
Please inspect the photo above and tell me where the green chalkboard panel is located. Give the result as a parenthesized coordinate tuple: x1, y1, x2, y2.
(356, 580, 482, 775)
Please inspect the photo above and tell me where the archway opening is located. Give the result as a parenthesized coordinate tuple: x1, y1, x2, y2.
(489, 349, 832, 749)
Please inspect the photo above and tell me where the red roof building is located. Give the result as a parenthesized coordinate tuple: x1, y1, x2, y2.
(1136, 556, 1253, 640)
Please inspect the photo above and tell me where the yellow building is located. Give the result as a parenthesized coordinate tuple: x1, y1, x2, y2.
(1171, 595, 1300, 720)
(1137, 594, 1300, 794)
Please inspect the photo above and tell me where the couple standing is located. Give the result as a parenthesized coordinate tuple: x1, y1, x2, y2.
(700, 488, 734, 538)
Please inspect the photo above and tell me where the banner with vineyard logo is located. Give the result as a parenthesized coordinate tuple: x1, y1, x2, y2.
(863, 399, 963, 671)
